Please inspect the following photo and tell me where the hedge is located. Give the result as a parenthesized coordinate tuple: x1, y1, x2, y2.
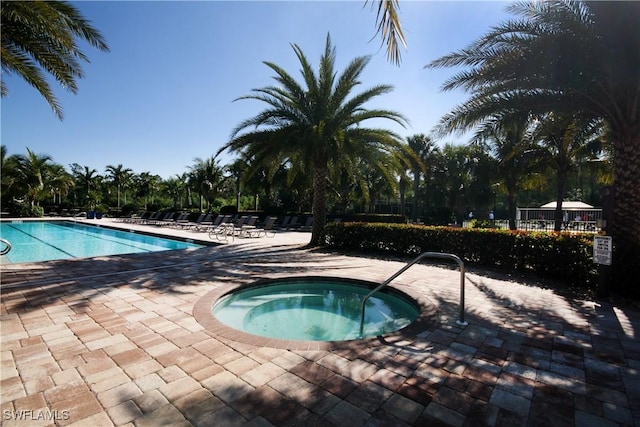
(322, 222, 598, 288)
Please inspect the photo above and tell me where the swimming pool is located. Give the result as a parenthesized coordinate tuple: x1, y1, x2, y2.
(0, 221, 202, 264)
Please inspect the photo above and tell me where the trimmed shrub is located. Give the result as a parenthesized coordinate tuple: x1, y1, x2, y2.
(323, 222, 598, 288)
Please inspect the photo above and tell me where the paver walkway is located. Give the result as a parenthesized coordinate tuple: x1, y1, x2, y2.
(1, 219, 639, 426)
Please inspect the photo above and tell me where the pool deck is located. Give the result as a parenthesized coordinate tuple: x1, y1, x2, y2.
(1, 218, 639, 426)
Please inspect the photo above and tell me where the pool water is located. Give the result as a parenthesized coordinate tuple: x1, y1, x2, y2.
(213, 280, 420, 341)
(0, 221, 201, 264)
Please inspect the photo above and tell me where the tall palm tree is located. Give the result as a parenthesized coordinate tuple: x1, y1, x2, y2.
(1, 1, 109, 120)
(188, 157, 227, 212)
(46, 163, 74, 205)
(436, 144, 477, 223)
(428, 1, 640, 289)
(327, 159, 361, 214)
(0, 145, 19, 203)
(105, 164, 133, 213)
(225, 159, 246, 211)
(175, 172, 191, 209)
(218, 34, 408, 246)
(472, 114, 544, 230)
(163, 176, 185, 210)
(405, 134, 434, 221)
(70, 164, 100, 209)
(134, 172, 161, 210)
(532, 113, 604, 231)
(12, 148, 53, 206)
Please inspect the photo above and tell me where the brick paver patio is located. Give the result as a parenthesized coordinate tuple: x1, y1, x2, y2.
(1, 218, 639, 426)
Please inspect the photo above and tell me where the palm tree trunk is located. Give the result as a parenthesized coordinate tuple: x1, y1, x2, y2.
(554, 170, 568, 232)
(507, 191, 517, 230)
(310, 164, 327, 247)
(611, 132, 640, 292)
(412, 174, 420, 222)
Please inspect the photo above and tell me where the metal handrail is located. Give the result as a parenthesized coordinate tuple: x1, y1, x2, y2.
(359, 251, 468, 337)
(0, 238, 11, 256)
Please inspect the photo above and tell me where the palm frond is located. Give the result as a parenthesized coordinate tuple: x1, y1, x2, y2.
(366, 0, 407, 66)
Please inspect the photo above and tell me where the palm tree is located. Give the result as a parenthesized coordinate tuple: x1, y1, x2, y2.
(327, 160, 360, 215)
(175, 173, 191, 209)
(70, 164, 100, 209)
(405, 134, 434, 221)
(1, 1, 109, 120)
(0, 145, 19, 203)
(428, 1, 640, 289)
(105, 164, 133, 213)
(471, 114, 544, 230)
(134, 172, 161, 210)
(435, 144, 477, 224)
(532, 113, 604, 231)
(188, 157, 227, 212)
(163, 176, 185, 210)
(12, 148, 54, 206)
(217, 34, 408, 246)
(46, 163, 74, 206)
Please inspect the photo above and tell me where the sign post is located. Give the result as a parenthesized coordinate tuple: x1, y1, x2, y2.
(594, 235, 612, 297)
(593, 236, 612, 266)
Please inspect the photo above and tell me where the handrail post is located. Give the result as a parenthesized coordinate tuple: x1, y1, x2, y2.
(456, 261, 467, 326)
(0, 238, 11, 256)
(359, 251, 467, 337)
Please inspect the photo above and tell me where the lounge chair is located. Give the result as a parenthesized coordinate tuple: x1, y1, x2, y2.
(236, 216, 260, 237)
(245, 216, 277, 238)
(277, 216, 291, 230)
(300, 216, 313, 231)
(142, 211, 161, 225)
(202, 214, 232, 233)
(179, 213, 205, 230)
(286, 216, 299, 230)
(169, 212, 190, 227)
(191, 213, 218, 231)
(233, 215, 249, 227)
(121, 210, 145, 223)
(207, 215, 235, 242)
(157, 212, 178, 226)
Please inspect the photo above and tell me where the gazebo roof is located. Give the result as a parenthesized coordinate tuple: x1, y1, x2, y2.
(540, 201, 594, 209)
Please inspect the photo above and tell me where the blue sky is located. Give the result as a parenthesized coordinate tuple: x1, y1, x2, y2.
(2, 1, 511, 180)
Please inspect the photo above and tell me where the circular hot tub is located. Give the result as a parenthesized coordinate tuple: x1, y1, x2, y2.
(194, 276, 438, 350)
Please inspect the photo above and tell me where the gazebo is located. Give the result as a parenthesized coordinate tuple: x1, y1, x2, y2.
(516, 200, 602, 231)
(539, 201, 595, 210)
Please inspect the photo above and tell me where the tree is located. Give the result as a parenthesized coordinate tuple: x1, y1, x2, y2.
(12, 148, 54, 206)
(70, 164, 100, 209)
(1, 1, 109, 120)
(0, 145, 19, 203)
(218, 34, 408, 246)
(472, 114, 544, 230)
(134, 172, 161, 210)
(163, 176, 186, 210)
(188, 157, 227, 212)
(46, 163, 74, 206)
(405, 134, 434, 221)
(105, 164, 133, 213)
(428, 1, 640, 291)
(431, 144, 477, 224)
(532, 113, 604, 231)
